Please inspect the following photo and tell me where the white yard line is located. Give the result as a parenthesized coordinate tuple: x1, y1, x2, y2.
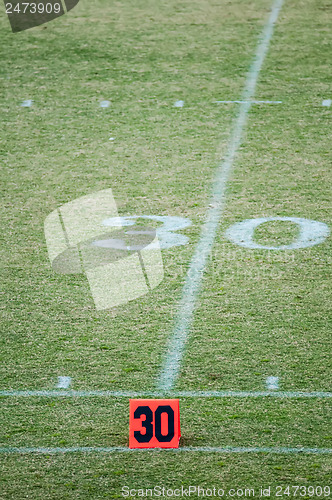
(0, 389, 330, 398)
(0, 446, 330, 454)
(214, 100, 282, 104)
(157, 0, 285, 391)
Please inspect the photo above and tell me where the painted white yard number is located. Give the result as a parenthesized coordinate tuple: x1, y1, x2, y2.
(102, 215, 192, 249)
(100, 215, 329, 251)
(225, 217, 330, 250)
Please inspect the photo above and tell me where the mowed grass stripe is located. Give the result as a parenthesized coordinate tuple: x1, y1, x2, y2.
(158, 0, 285, 390)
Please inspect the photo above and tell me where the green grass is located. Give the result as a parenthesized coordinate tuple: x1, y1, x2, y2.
(0, 0, 331, 497)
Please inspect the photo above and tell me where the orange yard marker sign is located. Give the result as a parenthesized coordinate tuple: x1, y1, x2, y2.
(129, 399, 181, 449)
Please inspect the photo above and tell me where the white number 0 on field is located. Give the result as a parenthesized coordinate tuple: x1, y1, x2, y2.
(225, 217, 330, 250)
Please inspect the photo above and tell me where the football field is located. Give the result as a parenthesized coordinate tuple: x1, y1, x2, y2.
(1, 0, 331, 497)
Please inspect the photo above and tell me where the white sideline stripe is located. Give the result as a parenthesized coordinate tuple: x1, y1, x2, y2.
(56, 376, 71, 389)
(157, 0, 285, 391)
(215, 100, 282, 104)
(0, 390, 330, 398)
(0, 446, 330, 455)
(322, 99, 331, 107)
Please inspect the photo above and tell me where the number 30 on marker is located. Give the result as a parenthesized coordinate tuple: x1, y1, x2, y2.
(129, 399, 181, 449)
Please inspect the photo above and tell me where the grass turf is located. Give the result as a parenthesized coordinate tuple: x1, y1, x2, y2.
(0, 0, 331, 497)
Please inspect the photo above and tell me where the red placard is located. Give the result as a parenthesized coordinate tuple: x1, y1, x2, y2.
(129, 399, 181, 449)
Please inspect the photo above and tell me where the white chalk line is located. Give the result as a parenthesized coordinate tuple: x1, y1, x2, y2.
(322, 99, 331, 107)
(0, 390, 331, 398)
(0, 446, 330, 455)
(100, 100, 111, 108)
(157, 0, 285, 391)
(266, 376, 279, 390)
(56, 376, 71, 389)
(21, 99, 33, 107)
(215, 100, 282, 104)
